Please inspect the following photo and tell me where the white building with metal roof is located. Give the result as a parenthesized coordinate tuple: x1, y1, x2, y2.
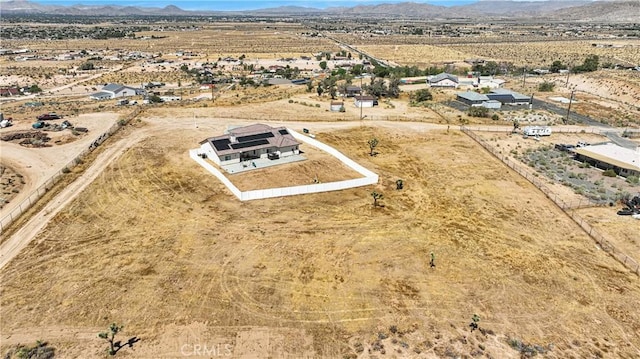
(573, 143, 640, 178)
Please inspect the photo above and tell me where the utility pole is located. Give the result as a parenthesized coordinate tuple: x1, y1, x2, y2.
(565, 90, 575, 124)
(359, 76, 364, 121)
(211, 84, 215, 103)
(522, 67, 526, 87)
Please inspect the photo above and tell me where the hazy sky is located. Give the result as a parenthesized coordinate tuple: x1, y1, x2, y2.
(11, 0, 548, 11)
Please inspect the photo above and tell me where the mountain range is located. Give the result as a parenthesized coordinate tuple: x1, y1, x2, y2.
(1, 0, 639, 21)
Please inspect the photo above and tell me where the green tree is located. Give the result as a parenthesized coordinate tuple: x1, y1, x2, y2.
(549, 60, 567, 73)
(29, 84, 42, 93)
(316, 84, 324, 97)
(367, 138, 379, 156)
(79, 62, 94, 70)
(573, 55, 599, 73)
(366, 78, 387, 98)
(148, 94, 163, 103)
(371, 191, 384, 207)
(387, 77, 401, 98)
(410, 89, 432, 104)
(538, 81, 555, 92)
(319, 61, 327, 70)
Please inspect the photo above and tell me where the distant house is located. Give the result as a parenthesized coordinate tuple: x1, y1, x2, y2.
(341, 86, 362, 97)
(456, 91, 489, 106)
(0, 87, 20, 97)
(428, 73, 459, 88)
(354, 95, 377, 108)
(573, 143, 640, 178)
(199, 124, 301, 166)
(486, 88, 531, 105)
(90, 83, 141, 100)
(330, 101, 344, 112)
(457, 91, 502, 109)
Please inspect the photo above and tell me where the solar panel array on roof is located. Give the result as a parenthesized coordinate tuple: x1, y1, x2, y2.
(237, 132, 274, 143)
(230, 139, 269, 150)
(212, 138, 231, 151)
(278, 129, 289, 135)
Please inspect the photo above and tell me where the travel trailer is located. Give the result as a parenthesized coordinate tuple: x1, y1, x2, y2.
(523, 126, 552, 136)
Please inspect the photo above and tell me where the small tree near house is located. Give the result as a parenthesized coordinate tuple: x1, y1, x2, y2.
(371, 191, 384, 207)
(367, 138, 379, 156)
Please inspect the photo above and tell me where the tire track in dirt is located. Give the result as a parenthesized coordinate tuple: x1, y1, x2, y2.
(0, 128, 149, 271)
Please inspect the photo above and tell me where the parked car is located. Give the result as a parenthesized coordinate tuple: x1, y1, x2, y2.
(37, 113, 62, 121)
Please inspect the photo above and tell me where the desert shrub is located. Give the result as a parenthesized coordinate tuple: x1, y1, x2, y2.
(6, 340, 55, 359)
(538, 81, 555, 92)
(79, 62, 95, 71)
(491, 114, 499, 121)
(603, 169, 617, 177)
(467, 106, 490, 118)
(626, 175, 639, 185)
(410, 89, 433, 104)
(288, 99, 294, 103)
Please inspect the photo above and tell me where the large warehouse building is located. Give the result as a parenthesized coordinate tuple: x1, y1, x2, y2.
(573, 143, 640, 178)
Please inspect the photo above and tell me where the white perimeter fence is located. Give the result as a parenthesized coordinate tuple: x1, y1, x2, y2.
(190, 128, 379, 201)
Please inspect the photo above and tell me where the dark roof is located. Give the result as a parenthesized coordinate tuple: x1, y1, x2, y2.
(355, 95, 376, 101)
(202, 124, 300, 156)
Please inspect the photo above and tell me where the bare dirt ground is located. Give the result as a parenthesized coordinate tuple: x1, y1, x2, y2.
(1, 24, 639, 359)
(0, 112, 120, 219)
(445, 40, 640, 69)
(224, 144, 362, 191)
(1, 109, 639, 358)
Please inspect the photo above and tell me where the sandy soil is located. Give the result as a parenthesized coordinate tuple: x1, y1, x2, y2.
(0, 112, 120, 219)
(1, 25, 639, 359)
(1, 111, 639, 358)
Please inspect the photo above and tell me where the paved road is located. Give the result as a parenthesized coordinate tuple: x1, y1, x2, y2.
(446, 99, 612, 129)
(531, 98, 610, 128)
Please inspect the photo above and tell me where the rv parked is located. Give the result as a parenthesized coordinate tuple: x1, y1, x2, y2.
(523, 126, 552, 137)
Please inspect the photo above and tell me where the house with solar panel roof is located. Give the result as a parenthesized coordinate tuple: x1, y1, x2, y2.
(199, 124, 301, 166)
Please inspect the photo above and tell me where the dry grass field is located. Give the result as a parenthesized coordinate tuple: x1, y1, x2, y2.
(356, 44, 472, 67)
(2, 23, 337, 59)
(1, 20, 640, 359)
(445, 40, 640, 68)
(1, 119, 639, 358)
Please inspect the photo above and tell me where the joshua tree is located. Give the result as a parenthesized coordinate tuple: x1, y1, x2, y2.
(371, 191, 384, 207)
(396, 179, 404, 190)
(368, 138, 379, 156)
(469, 314, 481, 332)
(99, 323, 123, 356)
